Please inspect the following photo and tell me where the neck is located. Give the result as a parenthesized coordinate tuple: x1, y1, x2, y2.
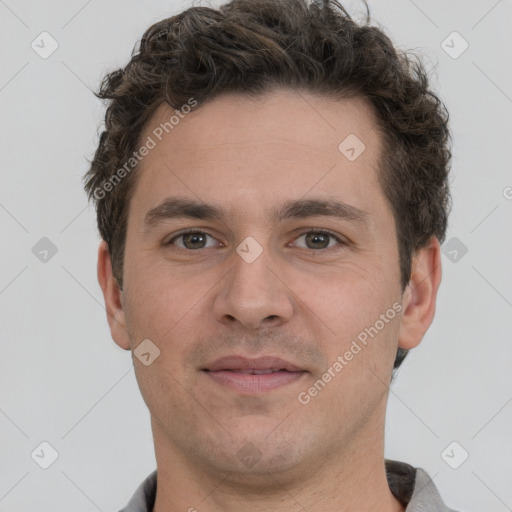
(151, 412, 404, 512)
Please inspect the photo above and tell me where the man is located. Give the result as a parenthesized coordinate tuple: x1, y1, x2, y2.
(84, 0, 458, 510)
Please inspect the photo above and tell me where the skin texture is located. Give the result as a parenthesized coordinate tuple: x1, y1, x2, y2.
(97, 89, 442, 512)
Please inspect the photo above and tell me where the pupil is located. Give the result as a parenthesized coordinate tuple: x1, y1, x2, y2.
(306, 233, 329, 249)
(180, 232, 330, 250)
(184, 233, 205, 249)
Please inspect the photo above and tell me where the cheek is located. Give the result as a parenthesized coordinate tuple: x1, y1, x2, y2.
(293, 259, 394, 331)
(122, 260, 217, 385)
(123, 254, 201, 339)
(291, 262, 402, 386)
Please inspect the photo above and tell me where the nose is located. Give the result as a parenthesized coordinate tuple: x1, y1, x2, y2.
(212, 243, 294, 330)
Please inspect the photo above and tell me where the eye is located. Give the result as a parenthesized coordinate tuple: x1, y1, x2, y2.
(292, 229, 346, 250)
(167, 231, 220, 250)
(165, 229, 347, 251)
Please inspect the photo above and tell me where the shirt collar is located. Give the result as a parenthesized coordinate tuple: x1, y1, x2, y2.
(119, 460, 458, 512)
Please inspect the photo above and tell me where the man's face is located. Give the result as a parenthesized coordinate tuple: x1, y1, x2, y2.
(115, 89, 405, 479)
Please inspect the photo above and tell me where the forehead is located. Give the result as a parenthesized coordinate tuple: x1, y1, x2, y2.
(141, 89, 381, 159)
(129, 89, 387, 226)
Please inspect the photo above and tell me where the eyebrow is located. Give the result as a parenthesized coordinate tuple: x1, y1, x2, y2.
(143, 197, 370, 231)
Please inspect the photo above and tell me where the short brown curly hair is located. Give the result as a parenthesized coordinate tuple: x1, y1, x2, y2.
(83, 0, 451, 370)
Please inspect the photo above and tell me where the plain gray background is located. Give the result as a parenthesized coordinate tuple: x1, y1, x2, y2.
(1, 0, 511, 510)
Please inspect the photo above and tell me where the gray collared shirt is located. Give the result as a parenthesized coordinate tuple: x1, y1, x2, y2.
(118, 460, 460, 512)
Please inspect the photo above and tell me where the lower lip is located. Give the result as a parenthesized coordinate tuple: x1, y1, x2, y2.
(204, 370, 306, 393)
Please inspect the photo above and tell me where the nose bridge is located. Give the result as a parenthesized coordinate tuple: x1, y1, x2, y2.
(233, 241, 275, 299)
(213, 237, 294, 329)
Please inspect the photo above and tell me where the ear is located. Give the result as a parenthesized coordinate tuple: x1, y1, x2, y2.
(97, 241, 131, 350)
(398, 236, 442, 350)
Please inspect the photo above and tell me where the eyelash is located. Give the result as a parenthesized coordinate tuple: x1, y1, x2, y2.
(166, 228, 347, 251)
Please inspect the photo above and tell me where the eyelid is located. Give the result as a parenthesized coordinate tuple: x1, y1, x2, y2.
(165, 229, 221, 248)
(165, 227, 349, 250)
(291, 228, 348, 248)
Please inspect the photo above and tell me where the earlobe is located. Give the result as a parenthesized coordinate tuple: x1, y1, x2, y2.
(97, 241, 131, 350)
(398, 237, 442, 350)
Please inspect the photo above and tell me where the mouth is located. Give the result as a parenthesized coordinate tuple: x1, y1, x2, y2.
(201, 356, 307, 393)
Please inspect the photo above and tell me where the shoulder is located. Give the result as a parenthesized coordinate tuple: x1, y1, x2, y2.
(409, 466, 462, 512)
(385, 459, 462, 512)
(118, 470, 157, 512)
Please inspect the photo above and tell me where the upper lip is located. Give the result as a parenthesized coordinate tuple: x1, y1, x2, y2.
(203, 356, 305, 372)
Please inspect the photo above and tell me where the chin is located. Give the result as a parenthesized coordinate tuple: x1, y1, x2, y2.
(194, 428, 316, 482)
